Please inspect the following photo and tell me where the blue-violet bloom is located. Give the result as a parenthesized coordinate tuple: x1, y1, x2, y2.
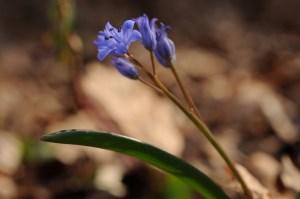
(111, 57, 139, 80)
(136, 14, 157, 50)
(154, 23, 176, 67)
(94, 20, 141, 61)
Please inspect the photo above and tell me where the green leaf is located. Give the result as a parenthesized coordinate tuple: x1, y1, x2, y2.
(162, 175, 193, 199)
(41, 130, 229, 199)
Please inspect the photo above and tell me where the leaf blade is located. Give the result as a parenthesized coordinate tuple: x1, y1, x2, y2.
(41, 130, 229, 199)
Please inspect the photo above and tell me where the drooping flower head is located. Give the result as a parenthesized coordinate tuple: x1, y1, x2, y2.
(135, 14, 157, 50)
(154, 23, 176, 67)
(111, 57, 139, 79)
(94, 20, 141, 61)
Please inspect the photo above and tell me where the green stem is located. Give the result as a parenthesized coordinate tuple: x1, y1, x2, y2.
(128, 54, 253, 199)
(153, 77, 253, 199)
(126, 53, 154, 79)
(170, 64, 201, 118)
(150, 51, 156, 75)
(138, 77, 162, 93)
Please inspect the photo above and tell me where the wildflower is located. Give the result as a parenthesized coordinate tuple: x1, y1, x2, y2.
(111, 57, 139, 79)
(95, 20, 141, 61)
(154, 23, 176, 67)
(136, 14, 157, 50)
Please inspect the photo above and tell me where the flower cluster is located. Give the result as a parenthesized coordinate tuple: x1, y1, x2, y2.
(94, 14, 176, 79)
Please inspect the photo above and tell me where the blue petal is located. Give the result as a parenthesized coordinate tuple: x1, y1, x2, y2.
(121, 20, 135, 32)
(154, 48, 167, 66)
(106, 38, 118, 47)
(128, 30, 142, 43)
(153, 24, 176, 67)
(103, 22, 123, 42)
(137, 15, 149, 31)
(94, 35, 106, 46)
(168, 39, 176, 61)
(121, 20, 135, 40)
(94, 35, 117, 51)
(97, 47, 114, 61)
(136, 14, 157, 50)
(114, 45, 128, 55)
(111, 57, 139, 79)
(104, 22, 117, 35)
(151, 18, 158, 30)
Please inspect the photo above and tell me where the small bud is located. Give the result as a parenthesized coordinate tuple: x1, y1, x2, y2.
(111, 57, 139, 80)
(154, 24, 176, 67)
(136, 14, 157, 50)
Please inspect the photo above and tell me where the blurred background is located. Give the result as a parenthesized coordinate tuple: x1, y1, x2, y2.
(0, 0, 300, 198)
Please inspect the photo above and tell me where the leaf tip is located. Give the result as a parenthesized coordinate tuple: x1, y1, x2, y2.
(40, 130, 66, 142)
(40, 133, 54, 142)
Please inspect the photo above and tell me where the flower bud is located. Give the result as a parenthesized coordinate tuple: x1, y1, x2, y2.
(154, 24, 176, 67)
(136, 14, 157, 50)
(111, 57, 139, 80)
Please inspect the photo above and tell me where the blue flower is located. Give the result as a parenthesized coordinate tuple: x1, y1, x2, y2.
(136, 14, 157, 50)
(111, 57, 139, 79)
(94, 20, 141, 61)
(154, 23, 176, 67)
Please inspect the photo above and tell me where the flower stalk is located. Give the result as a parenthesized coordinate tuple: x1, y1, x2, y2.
(138, 77, 162, 93)
(129, 54, 253, 199)
(149, 51, 156, 75)
(169, 63, 202, 118)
